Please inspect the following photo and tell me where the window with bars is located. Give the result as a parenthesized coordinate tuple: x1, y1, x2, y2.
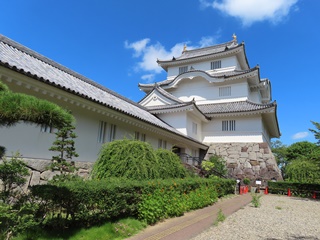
(211, 60, 221, 70)
(179, 66, 188, 74)
(109, 124, 117, 141)
(222, 120, 236, 131)
(97, 121, 107, 143)
(219, 86, 231, 97)
(134, 131, 140, 140)
(135, 132, 146, 142)
(158, 139, 167, 149)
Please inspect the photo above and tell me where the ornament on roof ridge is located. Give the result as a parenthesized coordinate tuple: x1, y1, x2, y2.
(182, 44, 187, 53)
(232, 33, 237, 42)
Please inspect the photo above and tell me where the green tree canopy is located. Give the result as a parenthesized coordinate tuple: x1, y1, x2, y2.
(0, 81, 74, 129)
(286, 141, 319, 162)
(310, 121, 320, 146)
(285, 159, 320, 183)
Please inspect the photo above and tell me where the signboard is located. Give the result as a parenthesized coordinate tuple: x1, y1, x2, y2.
(256, 180, 262, 185)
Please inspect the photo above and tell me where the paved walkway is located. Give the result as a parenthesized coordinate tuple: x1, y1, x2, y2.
(127, 193, 253, 240)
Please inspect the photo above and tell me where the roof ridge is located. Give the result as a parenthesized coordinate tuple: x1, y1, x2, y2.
(182, 40, 236, 54)
(0, 34, 145, 110)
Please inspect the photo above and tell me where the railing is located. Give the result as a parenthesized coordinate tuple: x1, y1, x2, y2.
(178, 153, 201, 166)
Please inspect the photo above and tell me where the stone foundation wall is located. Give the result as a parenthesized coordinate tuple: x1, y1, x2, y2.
(205, 142, 283, 186)
(0, 158, 94, 192)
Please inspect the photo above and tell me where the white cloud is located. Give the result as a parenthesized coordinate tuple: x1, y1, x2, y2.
(292, 132, 309, 140)
(201, 0, 298, 26)
(125, 35, 220, 82)
(141, 74, 155, 83)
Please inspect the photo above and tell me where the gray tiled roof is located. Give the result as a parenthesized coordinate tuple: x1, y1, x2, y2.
(198, 100, 276, 115)
(0, 35, 207, 147)
(157, 40, 238, 63)
(138, 84, 184, 104)
(139, 68, 257, 89)
(146, 100, 276, 116)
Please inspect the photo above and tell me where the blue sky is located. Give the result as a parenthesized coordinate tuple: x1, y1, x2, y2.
(0, 0, 318, 146)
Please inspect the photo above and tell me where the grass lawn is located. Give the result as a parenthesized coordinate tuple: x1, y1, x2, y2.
(13, 218, 146, 240)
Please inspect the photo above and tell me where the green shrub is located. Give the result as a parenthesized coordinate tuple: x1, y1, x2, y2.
(268, 181, 320, 198)
(243, 178, 250, 185)
(201, 154, 227, 178)
(251, 194, 261, 208)
(155, 148, 190, 179)
(92, 139, 160, 180)
(0, 153, 29, 203)
(30, 177, 235, 228)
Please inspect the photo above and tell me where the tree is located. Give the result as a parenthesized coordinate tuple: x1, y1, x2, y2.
(271, 140, 288, 177)
(0, 80, 74, 129)
(49, 125, 79, 173)
(285, 159, 320, 183)
(0, 80, 75, 157)
(309, 121, 320, 146)
(285, 141, 319, 162)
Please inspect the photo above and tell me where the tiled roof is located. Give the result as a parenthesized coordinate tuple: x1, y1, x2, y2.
(198, 100, 276, 115)
(157, 40, 238, 63)
(0, 35, 207, 147)
(146, 102, 192, 111)
(139, 68, 258, 89)
(146, 100, 276, 116)
(138, 84, 184, 104)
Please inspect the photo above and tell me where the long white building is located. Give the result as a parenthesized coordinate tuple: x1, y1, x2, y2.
(0, 34, 282, 181)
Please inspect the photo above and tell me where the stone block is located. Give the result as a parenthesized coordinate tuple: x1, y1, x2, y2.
(248, 152, 257, 160)
(241, 146, 248, 152)
(40, 170, 61, 181)
(240, 152, 249, 158)
(252, 165, 261, 172)
(227, 162, 238, 168)
(250, 160, 259, 166)
(259, 142, 269, 149)
(24, 159, 51, 172)
(253, 144, 260, 152)
(244, 161, 252, 169)
(239, 158, 247, 164)
(29, 171, 41, 186)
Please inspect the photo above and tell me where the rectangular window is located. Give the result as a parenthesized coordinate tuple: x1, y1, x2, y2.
(192, 122, 198, 134)
(222, 120, 236, 131)
(211, 60, 221, 70)
(219, 86, 231, 97)
(179, 66, 188, 74)
(141, 133, 146, 142)
(97, 121, 107, 143)
(40, 124, 55, 134)
(109, 124, 116, 141)
(134, 131, 140, 140)
(158, 139, 167, 149)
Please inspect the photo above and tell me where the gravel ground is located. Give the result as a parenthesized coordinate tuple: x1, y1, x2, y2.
(192, 195, 320, 240)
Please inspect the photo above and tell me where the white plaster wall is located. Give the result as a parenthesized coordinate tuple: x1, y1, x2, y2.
(167, 78, 248, 103)
(167, 56, 238, 78)
(157, 112, 187, 135)
(186, 113, 202, 141)
(202, 115, 264, 143)
(248, 89, 261, 103)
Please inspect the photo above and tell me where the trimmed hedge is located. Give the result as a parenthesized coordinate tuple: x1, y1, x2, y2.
(30, 178, 235, 228)
(268, 181, 320, 198)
